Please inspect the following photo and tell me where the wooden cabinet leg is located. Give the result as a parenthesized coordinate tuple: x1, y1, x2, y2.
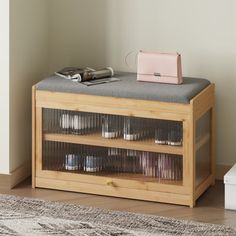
(190, 199, 196, 208)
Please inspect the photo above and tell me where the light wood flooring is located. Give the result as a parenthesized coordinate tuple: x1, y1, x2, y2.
(1, 179, 236, 227)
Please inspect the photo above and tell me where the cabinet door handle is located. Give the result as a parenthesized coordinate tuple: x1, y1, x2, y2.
(106, 180, 116, 187)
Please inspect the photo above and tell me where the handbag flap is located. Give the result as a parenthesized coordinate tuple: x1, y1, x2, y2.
(137, 52, 180, 77)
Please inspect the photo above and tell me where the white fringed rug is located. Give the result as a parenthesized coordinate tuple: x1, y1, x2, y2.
(0, 194, 235, 236)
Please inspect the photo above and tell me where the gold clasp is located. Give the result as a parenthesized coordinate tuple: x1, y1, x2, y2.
(154, 72, 161, 77)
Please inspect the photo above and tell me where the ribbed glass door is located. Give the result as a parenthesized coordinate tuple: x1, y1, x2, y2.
(41, 108, 184, 184)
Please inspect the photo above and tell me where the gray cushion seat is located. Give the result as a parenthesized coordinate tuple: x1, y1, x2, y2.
(36, 72, 210, 104)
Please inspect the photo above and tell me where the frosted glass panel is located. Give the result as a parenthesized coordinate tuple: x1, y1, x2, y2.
(195, 111, 211, 186)
(196, 111, 210, 142)
(43, 108, 183, 145)
(42, 141, 183, 182)
(43, 109, 101, 135)
(42, 108, 183, 184)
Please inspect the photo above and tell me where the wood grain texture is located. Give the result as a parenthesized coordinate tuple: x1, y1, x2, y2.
(44, 133, 183, 155)
(192, 84, 215, 120)
(36, 170, 187, 194)
(33, 83, 215, 207)
(36, 91, 190, 121)
(35, 177, 191, 206)
(182, 117, 192, 197)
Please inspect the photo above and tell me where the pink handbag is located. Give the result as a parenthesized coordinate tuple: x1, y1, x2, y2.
(137, 51, 183, 84)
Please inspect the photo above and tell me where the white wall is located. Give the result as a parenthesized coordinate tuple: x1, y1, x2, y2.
(9, 0, 49, 172)
(48, 0, 236, 166)
(4, 0, 236, 175)
(0, 0, 10, 174)
(48, 0, 108, 73)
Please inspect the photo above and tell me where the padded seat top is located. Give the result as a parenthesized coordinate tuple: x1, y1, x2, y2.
(35, 72, 210, 104)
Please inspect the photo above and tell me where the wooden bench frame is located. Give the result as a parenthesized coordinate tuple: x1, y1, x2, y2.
(32, 84, 215, 207)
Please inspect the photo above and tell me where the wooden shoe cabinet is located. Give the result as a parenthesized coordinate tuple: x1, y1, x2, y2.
(32, 83, 215, 207)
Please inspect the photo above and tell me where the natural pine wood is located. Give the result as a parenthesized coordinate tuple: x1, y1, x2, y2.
(36, 90, 191, 121)
(36, 170, 187, 195)
(36, 177, 191, 206)
(44, 133, 183, 155)
(189, 101, 196, 208)
(182, 117, 193, 200)
(33, 84, 215, 207)
(192, 84, 215, 120)
(1, 179, 236, 227)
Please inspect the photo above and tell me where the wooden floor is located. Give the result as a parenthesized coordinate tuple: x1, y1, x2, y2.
(1, 179, 236, 227)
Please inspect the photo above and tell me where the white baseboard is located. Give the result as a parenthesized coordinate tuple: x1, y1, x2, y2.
(0, 174, 11, 190)
(10, 161, 31, 188)
(0, 161, 31, 190)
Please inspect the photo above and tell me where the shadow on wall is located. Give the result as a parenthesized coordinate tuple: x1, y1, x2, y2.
(49, 0, 109, 73)
(104, 0, 140, 72)
(48, 0, 151, 73)
(49, 0, 185, 73)
(10, 0, 49, 172)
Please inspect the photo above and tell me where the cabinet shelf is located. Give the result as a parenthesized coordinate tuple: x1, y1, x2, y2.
(43, 132, 183, 155)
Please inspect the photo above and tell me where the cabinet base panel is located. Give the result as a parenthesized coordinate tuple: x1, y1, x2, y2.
(35, 177, 192, 207)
